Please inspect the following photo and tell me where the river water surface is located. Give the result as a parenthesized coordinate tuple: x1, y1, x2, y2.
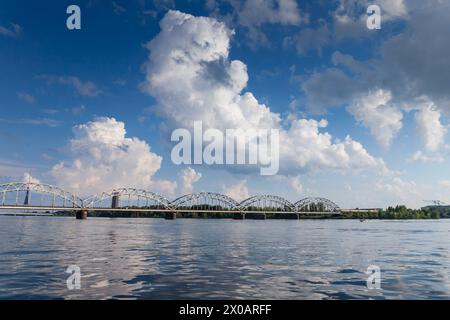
(1, 216, 450, 299)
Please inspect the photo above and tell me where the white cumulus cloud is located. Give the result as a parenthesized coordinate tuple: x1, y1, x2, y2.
(178, 167, 202, 195)
(22, 172, 40, 184)
(142, 10, 385, 175)
(50, 117, 172, 196)
(280, 118, 386, 173)
(141, 10, 279, 131)
(415, 98, 447, 152)
(224, 180, 250, 202)
(348, 89, 403, 150)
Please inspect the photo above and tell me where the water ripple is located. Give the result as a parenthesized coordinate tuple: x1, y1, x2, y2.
(1, 217, 450, 299)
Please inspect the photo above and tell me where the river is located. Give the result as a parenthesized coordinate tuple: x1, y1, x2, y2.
(1, 216, 449, 299)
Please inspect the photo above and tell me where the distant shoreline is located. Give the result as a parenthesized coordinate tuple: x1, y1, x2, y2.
(2, 206, 449, 220)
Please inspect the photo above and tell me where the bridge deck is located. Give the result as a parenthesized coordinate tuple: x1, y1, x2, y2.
(0, 205, 345, 215)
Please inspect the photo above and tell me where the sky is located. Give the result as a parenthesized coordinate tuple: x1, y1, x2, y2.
(0, 0, 449, 208)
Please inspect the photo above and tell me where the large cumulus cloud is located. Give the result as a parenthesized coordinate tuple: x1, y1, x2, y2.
(51, 117, 175, 196)
(300, 0, 449, 151)
(141, 10, 385, 175)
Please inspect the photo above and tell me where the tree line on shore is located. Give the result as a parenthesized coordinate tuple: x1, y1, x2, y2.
(51, 204, 450, 219)
(341, 205, 447, 219)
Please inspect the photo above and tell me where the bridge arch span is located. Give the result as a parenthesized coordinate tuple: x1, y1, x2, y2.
(84, 188, 172, 209)
(238, 195, 295, 212)
(0, 182, 83, 208)
(170, 192, 239, 211)
(295, 197, 340, 212)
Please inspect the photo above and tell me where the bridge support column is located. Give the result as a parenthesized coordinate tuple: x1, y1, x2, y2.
(165, 211, 177, 220)
(111, 193, 120, 209)
(233, 212, 245, 220)
(76, 210, 88, 220)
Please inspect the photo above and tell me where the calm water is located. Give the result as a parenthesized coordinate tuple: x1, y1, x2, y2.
(1, 216, 450, 300)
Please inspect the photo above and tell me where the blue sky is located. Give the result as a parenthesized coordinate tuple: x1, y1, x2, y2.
(1, 0, 450, 208)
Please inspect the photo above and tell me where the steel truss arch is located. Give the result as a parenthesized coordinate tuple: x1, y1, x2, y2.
(84, 188, 172, 209)
(295, 197, 340, 212)
(170, 192, 239, 210)
(0, 182, 83, 208)
(238, 195, 295, 212)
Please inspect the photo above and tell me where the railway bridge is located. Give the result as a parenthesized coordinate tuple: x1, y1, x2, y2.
(0, 182, 377, 220)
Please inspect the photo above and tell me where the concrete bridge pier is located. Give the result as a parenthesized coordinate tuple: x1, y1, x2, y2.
(165, 211, 177, 220)
(233, 212, 246, 220)
(76, 210, 88, 220)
